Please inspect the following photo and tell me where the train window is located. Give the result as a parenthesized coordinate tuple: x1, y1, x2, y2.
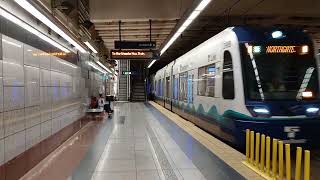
(173, 76, 179, 100)
(155, 80, 157, 96)
(166, 77, 170, 98)
(222, 51, 235, 99)
(158, 79, 162, 96)
(188, 74, 194, 103)
(179, 72, 188, 102)
(198, 64, 216, 97)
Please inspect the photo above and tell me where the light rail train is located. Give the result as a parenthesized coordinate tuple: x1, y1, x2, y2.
(153, 27, 320, 148)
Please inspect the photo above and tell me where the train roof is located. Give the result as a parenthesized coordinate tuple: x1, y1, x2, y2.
(232, 26, 312, 43)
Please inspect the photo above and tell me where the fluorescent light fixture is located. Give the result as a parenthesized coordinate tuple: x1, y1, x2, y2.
(148, 59, 157, 68)
(253, 107, 270, 114)
(195, 0, 212, 11)
(272, 31, 283, 39)
(84, 41, 98, 53)
(96, 61, 112, 73)
(0, 8, 70, 53)
(14, 0, 87, 53)
(160, 0, 212, 56)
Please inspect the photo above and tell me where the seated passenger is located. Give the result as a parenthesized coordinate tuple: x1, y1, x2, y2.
(89, 96, 98, 109)
(98, 94, 105, 108)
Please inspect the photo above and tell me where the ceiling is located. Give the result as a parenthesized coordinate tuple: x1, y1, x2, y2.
(90, 0, 193, 49)
(90, 0, 320, 73)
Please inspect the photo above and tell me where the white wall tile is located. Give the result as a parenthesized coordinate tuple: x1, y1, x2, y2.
(40, 120, 51, 141)
(3, 86, 24, 111)
(40, 69, 50, 87)
(0, 77, 3, 113)
(25, 106, 40, 129)
(4, 109, 25, 137)
(4, 130, 25, 163)
(3, 36, 24, 86)
(52, 117, 60, 134)
(39, 53, 50, 70)
(0, 113, 3, 139)
(2, 36, 23, 65)
(40, 87, 52, 122)
(51, 71, 60, 87)
(0, 139, 4, 165)
(26, 124, 40, 150)
(0, 60, 3, 77)
(23, 44, 40, 67)
(51, 56, 60, 72)
(25, 66, 40, 107)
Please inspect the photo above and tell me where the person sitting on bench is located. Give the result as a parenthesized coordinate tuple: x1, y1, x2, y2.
(89, 96, 98, 109)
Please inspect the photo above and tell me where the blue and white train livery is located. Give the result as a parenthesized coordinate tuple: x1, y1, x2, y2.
(153, 27, 320, 148)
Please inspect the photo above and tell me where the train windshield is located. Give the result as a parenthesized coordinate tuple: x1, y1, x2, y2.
(241, 43, 319, 101)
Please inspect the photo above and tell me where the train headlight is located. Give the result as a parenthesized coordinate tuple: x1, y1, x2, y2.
(250, 107, 271, 118)
(253, 107, 270, 114)
(306, 107, 319, 114)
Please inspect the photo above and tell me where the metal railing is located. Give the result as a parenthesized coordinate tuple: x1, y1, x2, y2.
(243, 129, 310, 180)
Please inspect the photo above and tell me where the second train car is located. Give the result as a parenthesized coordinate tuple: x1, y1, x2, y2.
(153, 27, 320, 148)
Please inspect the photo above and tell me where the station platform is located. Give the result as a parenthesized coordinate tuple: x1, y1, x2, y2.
(20, 102, 263, 180)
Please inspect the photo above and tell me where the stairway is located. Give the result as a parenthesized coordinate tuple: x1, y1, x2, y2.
(131, 81, 146, 102)
(118, 60, 129, 101)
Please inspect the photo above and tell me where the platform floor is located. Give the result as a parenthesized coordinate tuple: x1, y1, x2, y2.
(20, 102, 257, 180)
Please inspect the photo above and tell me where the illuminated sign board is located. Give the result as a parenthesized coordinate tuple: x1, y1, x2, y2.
(122, 71, 132, 75)
(111, 50, 159, 59)
(266, 46, 296, 54)
(115, 41, 156, 49)
(32, 52, 67, 56)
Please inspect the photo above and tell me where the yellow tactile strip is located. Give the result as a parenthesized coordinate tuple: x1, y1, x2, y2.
(149, 101, 264, 180)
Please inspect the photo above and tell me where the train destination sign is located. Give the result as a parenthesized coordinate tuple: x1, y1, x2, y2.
(111, 50, 159, 59)
(115, 41, 156, 49)
(266, 46, 296, 54)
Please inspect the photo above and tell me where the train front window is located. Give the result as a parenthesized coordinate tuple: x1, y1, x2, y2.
(241, 44, 319, 101)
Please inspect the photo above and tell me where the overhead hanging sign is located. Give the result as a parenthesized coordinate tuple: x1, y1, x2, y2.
(114, 41, 156, 49)
(111, 50, 160, 59)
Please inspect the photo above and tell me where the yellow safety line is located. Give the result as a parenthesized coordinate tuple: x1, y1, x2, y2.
(148, 101, 264, 180)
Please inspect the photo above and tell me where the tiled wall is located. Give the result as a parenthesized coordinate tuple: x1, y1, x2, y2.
(0, 34, 86, 168)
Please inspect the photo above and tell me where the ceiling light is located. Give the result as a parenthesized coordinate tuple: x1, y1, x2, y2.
(14, 0, 87, 53)
(0, 8, 70, 53)
(148, 59, 157, 68)
(160, 0, 212, 56)
(195, 0, 212, 11)
(84, 41, 98, 54)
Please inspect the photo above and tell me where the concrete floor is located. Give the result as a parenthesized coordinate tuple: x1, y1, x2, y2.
(21, 103, 244, 180)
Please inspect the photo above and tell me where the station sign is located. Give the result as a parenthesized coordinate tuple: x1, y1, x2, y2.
(111, 50, 160, 59)
(114, 41, 156, 49)
(122, 71, 132, 75)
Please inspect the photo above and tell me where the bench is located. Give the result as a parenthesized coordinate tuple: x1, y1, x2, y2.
(86, 108, 105, 120)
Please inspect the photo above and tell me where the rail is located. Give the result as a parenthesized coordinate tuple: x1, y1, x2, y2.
(243, 129, 310, 180)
